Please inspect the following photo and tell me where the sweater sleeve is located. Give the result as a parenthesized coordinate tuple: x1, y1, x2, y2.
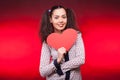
(39, 41, 56, 77)
(61, 33, 85, 73)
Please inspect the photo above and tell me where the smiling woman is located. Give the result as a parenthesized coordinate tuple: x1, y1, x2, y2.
(39, 5, 85, 80)
(0, 0, 120, 80)
(50, 8, 67, 33)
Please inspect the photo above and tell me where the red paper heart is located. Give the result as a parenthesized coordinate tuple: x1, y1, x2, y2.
(47, 28, 77, 51)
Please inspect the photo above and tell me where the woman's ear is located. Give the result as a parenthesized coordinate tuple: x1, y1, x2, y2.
(50, 18, 52, 23)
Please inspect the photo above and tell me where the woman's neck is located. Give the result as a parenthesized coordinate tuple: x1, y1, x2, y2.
(54, 29, 62, 34)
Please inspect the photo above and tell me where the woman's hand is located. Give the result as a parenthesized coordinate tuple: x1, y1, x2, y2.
(57, 47, 66, 64)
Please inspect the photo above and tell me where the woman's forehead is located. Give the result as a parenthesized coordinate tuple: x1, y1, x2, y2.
(52, 8, 66, 15)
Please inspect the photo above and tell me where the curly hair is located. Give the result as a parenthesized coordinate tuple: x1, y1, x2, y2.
(39, 5, 79, 42)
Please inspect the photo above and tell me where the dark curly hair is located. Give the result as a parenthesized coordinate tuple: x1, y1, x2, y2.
(39, 5, 79, 42)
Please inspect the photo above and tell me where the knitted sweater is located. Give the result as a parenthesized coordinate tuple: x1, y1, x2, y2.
(39, 32, 85, 80)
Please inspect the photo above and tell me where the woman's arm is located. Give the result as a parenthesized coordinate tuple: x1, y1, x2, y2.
(39, 42, 56, 77)
(61, 33, 85, 73)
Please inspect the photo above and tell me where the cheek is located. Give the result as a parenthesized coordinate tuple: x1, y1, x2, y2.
(52, 22, 57, 26)
(64, 19, 67, 24)
(51, 18, 57, 24)
(53, 21, 59, 26)
(52, 22, 58, 28)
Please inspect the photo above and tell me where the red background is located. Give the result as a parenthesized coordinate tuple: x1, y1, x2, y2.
(0, 0, 120, 80)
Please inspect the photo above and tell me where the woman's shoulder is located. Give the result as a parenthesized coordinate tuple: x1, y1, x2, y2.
(76, 31, 83, 42)
(76, 30, 82, 36)
(42, 41, 52, 49)
(42, 41, 49, 47)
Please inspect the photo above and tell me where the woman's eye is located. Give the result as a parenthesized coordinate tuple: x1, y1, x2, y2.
(54, 17, 59, 19)
(54, 16, 66, 19)
(63, 16, 67, 19)
(62, 15, 67, 19)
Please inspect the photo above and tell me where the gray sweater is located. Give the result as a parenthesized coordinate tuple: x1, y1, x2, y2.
(39, 33, 85, 80)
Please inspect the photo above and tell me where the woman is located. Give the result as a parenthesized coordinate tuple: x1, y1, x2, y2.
(39, 5, 85, 80)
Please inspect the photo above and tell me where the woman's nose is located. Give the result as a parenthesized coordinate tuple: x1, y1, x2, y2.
(59, 18, 63, 23)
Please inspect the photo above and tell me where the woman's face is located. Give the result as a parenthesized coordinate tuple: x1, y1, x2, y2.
(50, 8, 67, 33)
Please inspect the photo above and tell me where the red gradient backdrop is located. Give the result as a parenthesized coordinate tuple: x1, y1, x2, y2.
(0, 0, 120, 80)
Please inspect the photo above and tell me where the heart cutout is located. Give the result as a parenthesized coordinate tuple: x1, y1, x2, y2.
(47, 28, 77, 51)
